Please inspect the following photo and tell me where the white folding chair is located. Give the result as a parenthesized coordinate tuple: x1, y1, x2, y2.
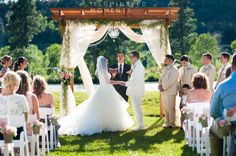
(186, 103, 195, 148)
(223, 135, 231, 156)
(39, 108, 51, 155)
(0, 115, 14, 156)
(8, 115, 29, 156)
(200, 116, 213, 156)
(39, 108, 57, 150)
(27, 114, 40, 156)
(193, 102, 210, 154)
(222, 109, 235, 156)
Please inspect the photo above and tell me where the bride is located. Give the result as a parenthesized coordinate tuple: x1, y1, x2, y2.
(58, 56, 134, 136)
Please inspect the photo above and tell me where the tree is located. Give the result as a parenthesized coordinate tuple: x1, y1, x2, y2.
(189, 33, 220, 68)
(7, 0, 47, 50)
(169, 0, 197, 55)
(231, 39, 236, 52)
(45, 43, 61, 68)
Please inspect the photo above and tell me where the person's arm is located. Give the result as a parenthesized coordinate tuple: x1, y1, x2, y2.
(210, 87, 223, 119)
(0, 71, 4, 78)
(226, 106, 236, 117)
(21, 96, 29, 121)
(110, 80, 122, 85)
(32, 95, 40, 120)
(24, 112, 28, 122)
(49, 94, 55, 115)
(208, 67, 216, 86)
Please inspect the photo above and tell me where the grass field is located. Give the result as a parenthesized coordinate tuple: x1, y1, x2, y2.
(50, 91, 198, 156)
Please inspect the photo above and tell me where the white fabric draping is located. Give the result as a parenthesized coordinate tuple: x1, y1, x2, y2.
(60, 21, 109, 115)
(117, 25, 145, 43)
(141, 26, 171, 66)
(117, 23, 171, 66)
(60, 20, 172, 116)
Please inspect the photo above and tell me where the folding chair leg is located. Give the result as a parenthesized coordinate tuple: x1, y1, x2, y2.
(46, 133, 50, 153)
(36, 135, 40, 156)
(42, 134, 46, 156)
(50, 128, 54, 150)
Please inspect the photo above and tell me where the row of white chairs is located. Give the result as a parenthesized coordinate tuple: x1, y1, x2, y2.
(184, 102, 212, 156)
(184, 102, 233, 156)
(0, 107, 58, 156)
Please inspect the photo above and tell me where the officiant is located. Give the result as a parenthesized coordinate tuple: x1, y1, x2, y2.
(110, 52, 131, 101)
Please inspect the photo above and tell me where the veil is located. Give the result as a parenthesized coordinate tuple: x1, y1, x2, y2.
(95, 56, 110, 84)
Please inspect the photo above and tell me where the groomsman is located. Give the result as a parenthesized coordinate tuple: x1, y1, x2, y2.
(159, 55, 179, 128)
(179, 55, 198, 90)
(199, 53, 216, 92)
(215, 52, 231, 88)
(110, 52, 131, 101)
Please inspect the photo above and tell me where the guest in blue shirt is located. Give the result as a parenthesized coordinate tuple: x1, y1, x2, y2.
(210, 53, 236, 156)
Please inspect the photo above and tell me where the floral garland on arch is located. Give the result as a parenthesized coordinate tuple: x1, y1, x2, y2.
(60, 24, 74, 115)
(59, 66, 74, 115)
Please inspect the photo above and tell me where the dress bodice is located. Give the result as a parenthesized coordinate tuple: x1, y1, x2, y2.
(98, 72, 111, 85)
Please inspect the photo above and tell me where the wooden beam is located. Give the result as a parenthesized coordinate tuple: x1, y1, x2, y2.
(70, 74, 74, 93)
(160, 92, 164, 118)
(51, 7, 179, 21)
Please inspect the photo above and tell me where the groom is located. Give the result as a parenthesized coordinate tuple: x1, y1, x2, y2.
(121, 51, 145, 130)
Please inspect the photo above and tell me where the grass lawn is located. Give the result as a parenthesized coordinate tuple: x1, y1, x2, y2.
(50, 91, 198, 156)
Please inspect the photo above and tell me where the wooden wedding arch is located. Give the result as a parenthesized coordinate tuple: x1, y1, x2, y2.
(50, 7, 179, 118)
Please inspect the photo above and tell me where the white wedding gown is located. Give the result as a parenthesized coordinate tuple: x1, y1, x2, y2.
(58, 56, 134, 136)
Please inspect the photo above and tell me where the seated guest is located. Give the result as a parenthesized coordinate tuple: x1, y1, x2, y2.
(16, 70, 40, 120)
(0, 55, 12, 94)
(32, 75, 59, 145)
(0, 55, 12, 78)
(187, 73, 213, 103)
(32, 75, 54, 109)
(0, 71, 29, 140)
(210, 53, 236, 156)
(13, 56, 28, 72)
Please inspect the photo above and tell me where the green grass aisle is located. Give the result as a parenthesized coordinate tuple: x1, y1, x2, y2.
(50, 91, 198, 156)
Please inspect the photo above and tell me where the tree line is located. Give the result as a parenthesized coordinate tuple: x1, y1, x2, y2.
(0, 0, 236, 83)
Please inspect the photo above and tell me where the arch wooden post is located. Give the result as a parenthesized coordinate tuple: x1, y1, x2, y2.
(159, 91, 164, 118)
(70, 74, 74, 93)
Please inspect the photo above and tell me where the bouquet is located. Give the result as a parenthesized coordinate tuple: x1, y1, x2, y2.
(181, 106, 193, 120)
(198, 114, 209, 127)
(32, 120, 43, 135)
(0, 125, 17, 143)
(50, 116, 59, 126)
(59, 66, 74, 86)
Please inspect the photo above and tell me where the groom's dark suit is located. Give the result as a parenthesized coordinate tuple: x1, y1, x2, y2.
(110, 63, 131, 101)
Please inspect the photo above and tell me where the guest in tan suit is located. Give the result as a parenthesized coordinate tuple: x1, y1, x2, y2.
(158, 55, 179, 128)
(199, 53, 216, 92)
(215, 52, 231, 88)
(179, 55, 198, 91)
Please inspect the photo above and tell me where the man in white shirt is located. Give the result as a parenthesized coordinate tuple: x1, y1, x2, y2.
(121, 51, 145, 130)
